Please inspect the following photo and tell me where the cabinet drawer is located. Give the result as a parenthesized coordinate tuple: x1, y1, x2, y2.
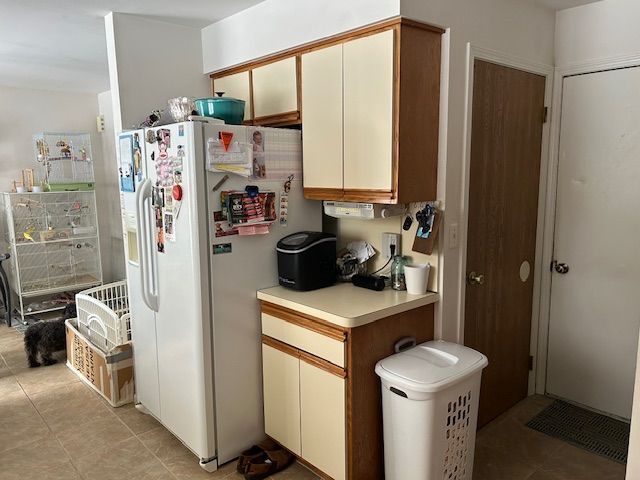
(261, 313, 345, 368)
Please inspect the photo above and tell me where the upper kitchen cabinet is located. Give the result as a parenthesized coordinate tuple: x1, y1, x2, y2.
(302, 19, 443, 204)
(301, 44, 343, 193)
(210, 57, 301, 127)
(252, 57, 300, 125)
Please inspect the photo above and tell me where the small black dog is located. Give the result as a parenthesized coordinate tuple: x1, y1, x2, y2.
(24, 304, 76, 368)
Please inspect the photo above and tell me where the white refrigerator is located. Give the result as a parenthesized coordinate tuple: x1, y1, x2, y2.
(117, 120, 321, 471)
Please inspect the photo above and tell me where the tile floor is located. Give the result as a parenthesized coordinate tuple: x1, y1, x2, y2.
(473, 395, 627, 480)
(0, 325, 317, 480)
(0, 324, 628, 480)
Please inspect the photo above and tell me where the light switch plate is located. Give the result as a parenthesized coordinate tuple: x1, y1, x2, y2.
(448, 223, 458, 249)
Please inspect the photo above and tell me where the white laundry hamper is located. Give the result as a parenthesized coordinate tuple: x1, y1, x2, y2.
(375, 340, 488, 480)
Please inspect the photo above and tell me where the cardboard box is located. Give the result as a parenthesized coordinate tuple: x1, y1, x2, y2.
(65, 318, 134, 407)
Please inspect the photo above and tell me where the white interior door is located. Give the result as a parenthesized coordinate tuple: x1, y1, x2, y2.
(547, 67, 640, 419)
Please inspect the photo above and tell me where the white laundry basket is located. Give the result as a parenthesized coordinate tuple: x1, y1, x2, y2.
(76, 281, 130, 353)
(375, 340, 488, 480)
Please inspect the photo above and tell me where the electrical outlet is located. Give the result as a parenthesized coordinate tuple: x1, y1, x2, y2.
(382, 232, 401, 258)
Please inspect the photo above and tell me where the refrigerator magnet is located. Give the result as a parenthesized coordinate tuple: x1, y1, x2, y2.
(212, 243, 232, 255)
(164, 211, 175, 242)
(155, 208, 165, 253)
(146, 130, 156, 144)
(164, 187, 174, 209)
(152, 186, 165, 208)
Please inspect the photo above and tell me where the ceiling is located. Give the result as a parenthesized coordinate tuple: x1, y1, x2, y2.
(0, 0, 266, 94)
(535, 0, 601, 9)
(0, 0, 603, 95)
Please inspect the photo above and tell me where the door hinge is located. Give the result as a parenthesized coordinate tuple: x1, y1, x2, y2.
(543, 106, 549, 123)
(528, 355, 534, 371)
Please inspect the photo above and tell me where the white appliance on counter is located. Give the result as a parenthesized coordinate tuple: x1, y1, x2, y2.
(118, 121, 321, 471)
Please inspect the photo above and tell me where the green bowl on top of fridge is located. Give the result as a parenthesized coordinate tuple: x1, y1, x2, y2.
(195, 93, 245, 125)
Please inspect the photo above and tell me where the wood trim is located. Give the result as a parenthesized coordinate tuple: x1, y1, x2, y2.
(262, 335, 347, 379)
(248, 69, 255, 121)
(342, 189, 396, 204)
(296, 55, 303, 119)
(303, 187, 344, 201)
(261, 302, 347, 341)
(346, 305, 435, 479)
(252, 110, 301, 127)
(299, 350, 347, 379)
(391, 24, 401, 201)
(209, 17, 443, 78)
(266, 436, 336, 480)
(262, 334, 300, 358)
(395, 24, 441, 204)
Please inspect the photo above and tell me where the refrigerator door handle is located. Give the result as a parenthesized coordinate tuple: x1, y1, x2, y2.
(136, 179, 159, 312)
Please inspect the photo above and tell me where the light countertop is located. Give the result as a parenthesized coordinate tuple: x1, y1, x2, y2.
(257, 283, 439, 329)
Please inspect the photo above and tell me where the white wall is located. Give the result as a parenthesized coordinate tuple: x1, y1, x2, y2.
(105, 13, 210, 132)
(201, 0, 400, 73)
(97, 91, 125, 282)
(0, 84, 120, 281)
(0, 86, 100, 192)
(556, 0, 640, 67)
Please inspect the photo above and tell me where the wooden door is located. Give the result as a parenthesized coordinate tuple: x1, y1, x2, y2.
(261, 343, 301, 455)
(547, 67, 640, 419)
(343, 29, 394, 192)
(252, 57, 298, 120)
(464, 60, 545, 427)
(301, 44, 344, 191)
(300, 359, 346, 480)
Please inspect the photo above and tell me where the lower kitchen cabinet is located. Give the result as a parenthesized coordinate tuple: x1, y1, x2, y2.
(260, 301, 434, 479)
(262, 343, 301, 455)
(300, 359, 346, 480)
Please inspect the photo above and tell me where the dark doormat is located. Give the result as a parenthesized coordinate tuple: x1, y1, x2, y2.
(526, 400, 629, 464)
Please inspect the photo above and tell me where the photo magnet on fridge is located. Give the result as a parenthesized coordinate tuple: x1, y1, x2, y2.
(118, 135, 135, 193)
(212, 243, 232, 255)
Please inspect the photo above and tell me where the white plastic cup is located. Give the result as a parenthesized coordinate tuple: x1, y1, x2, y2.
(32, 186, 42, 193)
(404, 263, 430, 295)
(15, 186, 26, 193)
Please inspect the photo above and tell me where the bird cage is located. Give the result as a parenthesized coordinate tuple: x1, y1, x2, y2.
(33, 132, 95, 190)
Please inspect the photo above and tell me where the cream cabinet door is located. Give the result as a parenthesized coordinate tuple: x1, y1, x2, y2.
(213, 71, 252, 121)
(300, 361, 346, 480)
(343, 30, 394, 191)
(301, 44, 343, 190)
(262, 344, 301, 455)
(253, 57, 298, 119)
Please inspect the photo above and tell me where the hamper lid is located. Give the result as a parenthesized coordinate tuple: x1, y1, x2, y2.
(276, 231, 336, 254)
(375, 340, 488, 393)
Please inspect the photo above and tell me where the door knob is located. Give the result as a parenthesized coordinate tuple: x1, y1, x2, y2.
(553, 262, 570, 274)
(467, 271, 485, 285)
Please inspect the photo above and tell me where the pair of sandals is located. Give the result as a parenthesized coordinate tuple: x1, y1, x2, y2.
(237, 439, 294, 479)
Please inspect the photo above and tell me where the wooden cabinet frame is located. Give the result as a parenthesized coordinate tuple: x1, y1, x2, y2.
(209, 19, 443, 204)
(260, 301, 435, 479)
